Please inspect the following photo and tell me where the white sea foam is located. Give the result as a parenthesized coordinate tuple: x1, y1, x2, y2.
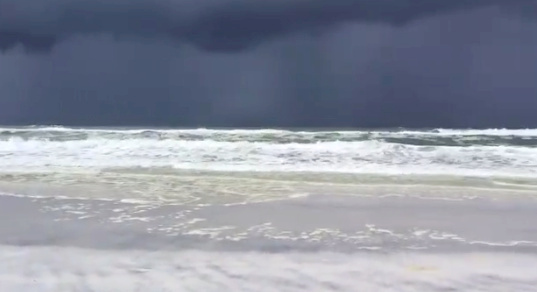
(431, 128, 537, 136)
(2, 126, 537, 136)
(1, 132, 536, 176)
(1, 127, 536, 202)
(1, 246, 536, 292)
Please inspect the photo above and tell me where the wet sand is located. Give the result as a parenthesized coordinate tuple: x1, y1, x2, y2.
(2, 192, 537, 291)
(1, 193, 536, 252)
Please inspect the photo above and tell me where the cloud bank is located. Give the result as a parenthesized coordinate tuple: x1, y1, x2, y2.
(1, 0, 536, 53)
(1, 0, 537, 128)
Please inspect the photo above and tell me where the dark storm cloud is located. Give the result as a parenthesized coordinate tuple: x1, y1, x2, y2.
(0, 31, 56, 53)
(1, 0, 536, 53)
(1, 0, 537, 129)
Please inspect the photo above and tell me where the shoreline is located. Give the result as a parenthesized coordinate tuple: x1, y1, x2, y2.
(1, 192, 536, 253)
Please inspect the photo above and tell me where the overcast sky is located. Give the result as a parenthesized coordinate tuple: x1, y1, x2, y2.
(1, 0, 536, 128)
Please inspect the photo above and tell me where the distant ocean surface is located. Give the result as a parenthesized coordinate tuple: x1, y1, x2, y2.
(1, 126, 537, 291)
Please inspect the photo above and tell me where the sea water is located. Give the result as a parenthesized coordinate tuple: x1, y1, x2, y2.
(1, 127, 536, 291)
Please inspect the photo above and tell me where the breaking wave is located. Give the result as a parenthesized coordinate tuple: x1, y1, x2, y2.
(1, 126, 536, 203)
(2, 126, 537, 146)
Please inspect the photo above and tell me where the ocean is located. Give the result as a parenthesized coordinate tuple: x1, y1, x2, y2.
(1, 126, 537, 291)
